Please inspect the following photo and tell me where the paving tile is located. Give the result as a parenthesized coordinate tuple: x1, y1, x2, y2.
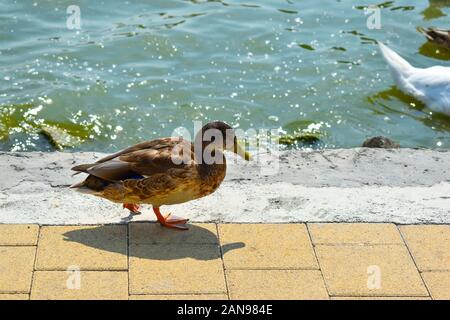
(0, 224, 39, 245)
(0, 246, 36, 293)
(129, 244, 226, 295)
(227, 270, 328, 300)
(218, 224, 317, 269)
(30, 271, 128, 300)
(0, 294, 29, 300)
(130, 294, 228, 300)
(316, 245, 428, 297)
(400, 225, 450, 271)
(308, 223, 403, 245)
(130, 223, 218, 244)
(422, 272, 450, 300)
(35, 225, 127, 270)
(332, 296, 430, 300)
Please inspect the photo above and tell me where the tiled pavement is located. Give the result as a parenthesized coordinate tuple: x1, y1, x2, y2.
(0, 223, 449, 300)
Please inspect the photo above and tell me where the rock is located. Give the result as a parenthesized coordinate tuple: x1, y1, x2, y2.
(362, 136, 400, 148)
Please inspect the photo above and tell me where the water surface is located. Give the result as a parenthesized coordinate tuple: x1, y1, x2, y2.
(1, 0, 450, 151)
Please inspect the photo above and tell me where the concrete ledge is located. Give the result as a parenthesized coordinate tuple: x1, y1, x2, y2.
(0, 148, 449, 224)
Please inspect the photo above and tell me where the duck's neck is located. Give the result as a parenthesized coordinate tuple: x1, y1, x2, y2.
(197, 149, 226, 180)
(198, 158, 226, 198)
(193, 133, 227, 180)
(193, 146, 224, 179)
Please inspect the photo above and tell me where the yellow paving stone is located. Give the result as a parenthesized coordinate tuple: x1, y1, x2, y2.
(400, 225, 450, 271)
(130, 222, 218, 244)
(35, 225, 127, 270)
(0, 224, 39, 246)
(227, 270, 329, 300)
(422, 272, 450, 300)
(332, 296, 430, 300)
(30, 271, 128, 300)
(0, 294, 29, 300)
(316, 245, 428, 297)
(129, 244, 226, 295)
(218, 224, 318, 269)
(130, 294, 228, 300)
(308, 223, 403, 245)
(0, 246, 35, 293)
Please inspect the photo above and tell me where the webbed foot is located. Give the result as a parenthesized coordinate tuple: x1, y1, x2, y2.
(123, 203, 142, 215)
(152, 207, 189, 230)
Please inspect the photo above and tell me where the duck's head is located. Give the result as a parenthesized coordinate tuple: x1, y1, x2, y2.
(195, 121, 251, 161)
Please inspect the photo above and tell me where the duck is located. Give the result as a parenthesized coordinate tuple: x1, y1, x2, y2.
(378, 42, 450, 116)
(418, 27, 450, 49)
(70, 121, 250, 230)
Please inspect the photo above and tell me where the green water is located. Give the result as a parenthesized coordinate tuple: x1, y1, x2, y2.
(1, 0, 450, 152)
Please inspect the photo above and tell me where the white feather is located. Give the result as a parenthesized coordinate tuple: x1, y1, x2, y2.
(378, 42, 450, 116)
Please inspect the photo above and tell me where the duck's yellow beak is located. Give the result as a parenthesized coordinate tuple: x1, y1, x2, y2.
(234, 140, 251, 161)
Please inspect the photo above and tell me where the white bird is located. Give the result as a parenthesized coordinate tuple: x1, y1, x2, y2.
(378, 42, 450, 116)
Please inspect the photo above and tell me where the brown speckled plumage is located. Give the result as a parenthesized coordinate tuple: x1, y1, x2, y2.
(70, 121, 250, 214)
(71, 136, 228, 207)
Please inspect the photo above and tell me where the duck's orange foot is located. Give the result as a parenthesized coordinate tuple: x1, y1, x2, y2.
(153, 207, 189, 231)
(123, 203, 141, 215)
(160, 213, 189, 230)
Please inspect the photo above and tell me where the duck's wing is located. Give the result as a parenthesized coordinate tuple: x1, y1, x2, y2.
(72, 137, 194, 182)
(95, 137, 185, 164)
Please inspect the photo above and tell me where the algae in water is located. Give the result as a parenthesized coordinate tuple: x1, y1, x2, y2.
(0, 103, 92, 150)
(278, 119, 324, 146)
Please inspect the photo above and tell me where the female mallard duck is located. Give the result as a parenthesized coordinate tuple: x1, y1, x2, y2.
(70, 121, 250, 230)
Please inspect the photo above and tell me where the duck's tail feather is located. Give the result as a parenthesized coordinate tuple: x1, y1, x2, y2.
(70, 181, 85, 188)
(71, 163, 96, 173)
(70, 181, 98, 195)
(378, 42, 414, 79)
(69, 175, 109, 195)
(69, 180, 96, 195)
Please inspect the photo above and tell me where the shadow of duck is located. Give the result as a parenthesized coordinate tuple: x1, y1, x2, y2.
(63, 223, 245, 261)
